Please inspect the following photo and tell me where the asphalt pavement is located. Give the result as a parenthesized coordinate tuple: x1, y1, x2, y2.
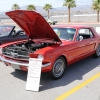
(0, 22, 100, 100)
(0, 56, 100, 100)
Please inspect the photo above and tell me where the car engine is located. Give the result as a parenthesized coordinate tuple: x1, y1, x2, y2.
(2, 40, 51, 60)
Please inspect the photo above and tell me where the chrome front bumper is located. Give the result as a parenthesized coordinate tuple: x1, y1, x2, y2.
(0, 56, 51, 68)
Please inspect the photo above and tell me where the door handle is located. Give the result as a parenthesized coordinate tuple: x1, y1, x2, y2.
(89, 42, 93, 44)
(79, 45, 86, 47)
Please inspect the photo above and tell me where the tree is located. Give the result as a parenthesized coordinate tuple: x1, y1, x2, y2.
(92, 0, 100, 22)
(63, 0, 76, 22)
(43, 4, 52, 19)
(27, 4, 36, 11)
(12, 4, 20, 10)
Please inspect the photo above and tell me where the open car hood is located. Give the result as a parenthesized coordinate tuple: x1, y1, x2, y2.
(6, 10, 61, 43)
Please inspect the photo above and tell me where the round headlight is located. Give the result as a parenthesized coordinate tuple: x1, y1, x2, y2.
(38, 54, 44, 60)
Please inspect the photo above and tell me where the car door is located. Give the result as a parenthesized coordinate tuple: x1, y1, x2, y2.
(75, 28, 96, 58)
(0, 35, 15, 44)
(57, 28, 77, 62)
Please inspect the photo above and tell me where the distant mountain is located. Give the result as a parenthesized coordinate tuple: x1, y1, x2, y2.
(21, 5, 93, 13)
(0, 4, 94, 18)
(72, 5, 92, 11)
(50, 5, 93, 13)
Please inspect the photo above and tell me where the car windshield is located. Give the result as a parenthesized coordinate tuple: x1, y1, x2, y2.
(0, 26, 14, 37)
(53, 28, 76, 40)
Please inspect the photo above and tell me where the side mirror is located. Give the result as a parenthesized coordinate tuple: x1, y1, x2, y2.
(79, 36, 83, 41)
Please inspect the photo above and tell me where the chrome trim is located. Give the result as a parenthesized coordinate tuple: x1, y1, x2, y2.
(0, 56, 51, 68)
(3, 54, 29, 61)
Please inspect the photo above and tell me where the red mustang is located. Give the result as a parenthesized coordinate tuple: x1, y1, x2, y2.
(0, 10, 100, 79)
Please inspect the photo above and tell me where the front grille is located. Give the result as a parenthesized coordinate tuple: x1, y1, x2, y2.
(2, 46, 29, 60)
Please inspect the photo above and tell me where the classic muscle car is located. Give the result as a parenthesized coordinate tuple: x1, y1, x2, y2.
(0, 25, 28, 45)
(0, 10, 100, 79)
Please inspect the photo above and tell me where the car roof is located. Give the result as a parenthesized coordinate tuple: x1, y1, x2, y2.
(51, 24, 92, 29)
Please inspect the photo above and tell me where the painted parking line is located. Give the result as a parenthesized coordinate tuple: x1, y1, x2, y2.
(55, 72, 100, 100)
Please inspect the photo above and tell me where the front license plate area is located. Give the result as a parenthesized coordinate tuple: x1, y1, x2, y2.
(11, 64, 21, 70)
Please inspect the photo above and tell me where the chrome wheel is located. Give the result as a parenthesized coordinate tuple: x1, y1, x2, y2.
(93, 44, 100, 58)
(51, 57, 66, 79)
(96, 44, 100, 57)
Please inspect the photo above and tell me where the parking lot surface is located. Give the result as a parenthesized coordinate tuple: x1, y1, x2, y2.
(0, 56, 100, 100)
(0, 22, 100, 100)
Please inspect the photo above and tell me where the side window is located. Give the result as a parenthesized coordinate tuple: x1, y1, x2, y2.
(89, 30, 94, 38)
(78, 28, 94, 40)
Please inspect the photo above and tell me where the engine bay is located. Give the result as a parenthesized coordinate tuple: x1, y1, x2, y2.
(2, 40, 52, 60)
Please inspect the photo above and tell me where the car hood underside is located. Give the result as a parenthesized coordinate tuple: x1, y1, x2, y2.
(6, 10, 61, 43)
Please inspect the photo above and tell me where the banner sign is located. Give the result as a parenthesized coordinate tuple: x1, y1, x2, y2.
(26, 58, 42, 92)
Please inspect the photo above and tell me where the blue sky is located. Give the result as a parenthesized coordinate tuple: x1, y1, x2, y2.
(0, 0, 92, 11)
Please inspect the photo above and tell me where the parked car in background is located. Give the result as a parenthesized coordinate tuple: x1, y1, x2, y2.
(47, 19, 57, 25)
(0, 10, 100, 79)
(0, 25, 28, 45)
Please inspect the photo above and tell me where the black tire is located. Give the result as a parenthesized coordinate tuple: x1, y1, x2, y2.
(51, 57, 66, 79)
(93, 44, 100, 58)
